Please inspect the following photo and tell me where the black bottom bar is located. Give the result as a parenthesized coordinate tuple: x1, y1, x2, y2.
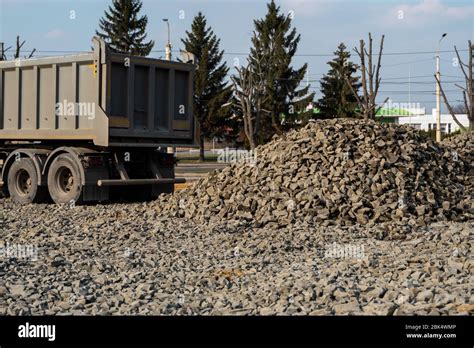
(0, 316, 472, 346)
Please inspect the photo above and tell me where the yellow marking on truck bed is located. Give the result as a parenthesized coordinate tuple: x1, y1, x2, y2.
(174, 183, 190, 191)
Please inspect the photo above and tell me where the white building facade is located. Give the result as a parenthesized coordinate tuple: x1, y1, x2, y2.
(397, 108, 469, 134)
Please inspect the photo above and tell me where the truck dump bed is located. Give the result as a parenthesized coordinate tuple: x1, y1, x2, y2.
(0, 38, 196, 147)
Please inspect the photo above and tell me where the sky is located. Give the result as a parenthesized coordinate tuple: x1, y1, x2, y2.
(0, 0, 473, 112)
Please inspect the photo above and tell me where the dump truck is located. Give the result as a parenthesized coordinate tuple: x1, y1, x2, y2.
(0, 37, 196, 204)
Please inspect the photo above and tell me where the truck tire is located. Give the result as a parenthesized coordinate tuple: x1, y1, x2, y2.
(47, 154, 83, 204)
(7, 158, 47, 204)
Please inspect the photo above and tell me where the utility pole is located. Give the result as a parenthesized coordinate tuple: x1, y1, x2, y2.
(163, 18, 172, 61)
(471, 43, 474, 128)
(0, 42, 4, 61)
(163, 18, 174, 156)
(408, 64, 411, 126)
(435, 33, 447, 142)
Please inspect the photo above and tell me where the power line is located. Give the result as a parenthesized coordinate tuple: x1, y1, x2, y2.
(305, 74, 448, 80)
(376, 91, 459, 94)
(443, 74, 465, 78)
(222, 49, 469, 57)
(382, 80, 464, 84)
(383, 58, 434, 68)
(382, 74, 434, 80)
(308, 86, 459, 93)
(24, 48, 470, 56)
(278, 77, 463, 84)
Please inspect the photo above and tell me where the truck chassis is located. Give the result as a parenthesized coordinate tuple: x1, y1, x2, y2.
(0, 144, 184, 204)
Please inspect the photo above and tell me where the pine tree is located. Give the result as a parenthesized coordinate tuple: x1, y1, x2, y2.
(96, 0, 154, 56)
(317, 43, 360, 118)
(248, 0, 314, 143)
(182, 12, 232, 161)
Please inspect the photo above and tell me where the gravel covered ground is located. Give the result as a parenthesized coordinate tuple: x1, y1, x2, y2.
(1, 200, 472, 316)
(1, 121, 472, 315)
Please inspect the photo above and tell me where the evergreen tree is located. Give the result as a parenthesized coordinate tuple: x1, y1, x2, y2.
(182, 12, 232, 161)
(248, 0, 314, 143)
(317, 43, 360, 119)
(96, 0, 154, 56)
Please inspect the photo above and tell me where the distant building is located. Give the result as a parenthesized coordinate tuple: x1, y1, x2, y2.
(376, 101, 469, 134)
(291, 100, 469, 134)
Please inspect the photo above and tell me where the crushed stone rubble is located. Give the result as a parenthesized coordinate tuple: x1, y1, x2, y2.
(157, 119, 473, 234)
(1, 119, 473, 315)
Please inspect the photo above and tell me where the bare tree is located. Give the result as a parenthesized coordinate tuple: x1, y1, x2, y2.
(0, 43, 5, 61)
(346, 33, 387, 120)
(452, 104, 468, 114)
(0, 42, 11, 61)
(231, 58, 272, 150)
(15, 36, 36, 59)
(1, 36, 36, 60)
(435, 40, 473, 131)
(231, 65, 259, 150)
(14, 36, 26, 59)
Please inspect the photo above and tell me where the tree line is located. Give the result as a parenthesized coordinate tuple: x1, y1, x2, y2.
(96, 0, 377, 157)
(4, 0, 472, 157)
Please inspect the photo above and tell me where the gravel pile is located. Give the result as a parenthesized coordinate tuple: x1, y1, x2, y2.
(443, 130, 474, 160)
(0, 201, 472, 315)
(1, 121, 473, 316)
(443, 131, 473, 194)
(157, 119, 472, 231)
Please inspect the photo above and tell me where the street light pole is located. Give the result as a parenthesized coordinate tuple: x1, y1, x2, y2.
(162, 18, 174, 155)
(435, 33, 447, 142)
(163, 19, 172, 61)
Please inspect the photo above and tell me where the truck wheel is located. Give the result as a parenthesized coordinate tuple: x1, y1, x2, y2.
(48, 154, 83, 204)
(7, 158, 47, 204)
